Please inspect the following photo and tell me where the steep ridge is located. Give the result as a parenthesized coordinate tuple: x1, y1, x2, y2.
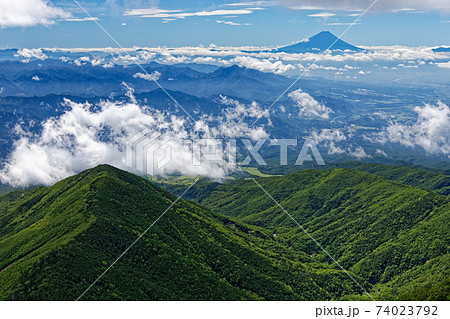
(0, 165, 367, 300)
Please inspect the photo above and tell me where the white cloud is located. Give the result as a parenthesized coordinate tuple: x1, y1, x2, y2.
(230, 56, 295, 74)
(133, 71, 161, 81)
(436, 61, 450, 68)
(279, 0, 450, 12)
(308, 12, 336, 17)
(192, 56, 217, 63)
(124, 8, 182, 16)
(327, 22, 360, 25)
(124, 8, 260, 19)
(102, 62, 115, 68)
(310, 128, 346, 154)
(310, 128, 369, 157)
(289, 89, 333, 119)
(309, 64, 339, 71)
(349, 146, 369, 159)
(0, 87, 269, 186)
(111, 51, 157, 65)
(44, 44, 449, 67)
(224, 1, 270, 6)
(375, 149, 387, 157)
(374, 102, 450, 156)
(216, 20, 251, 26)
(158, 53, 188, 64)
(73, 56, 92, 66)
(64, 17, 98, 22)
(214, 96, 270, 140)
(0, 0, 70, 28)
(15, 48, 47, 61)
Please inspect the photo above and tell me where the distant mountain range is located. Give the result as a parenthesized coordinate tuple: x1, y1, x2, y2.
(0, 31, 363, 63)
(274, 31, 364, 53)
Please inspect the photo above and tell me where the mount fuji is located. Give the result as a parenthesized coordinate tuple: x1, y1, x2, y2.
(274, 31, 363, 53)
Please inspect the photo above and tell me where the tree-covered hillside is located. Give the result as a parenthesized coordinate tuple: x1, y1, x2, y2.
(167, 169, 450, 300)
(0, 165, 448, 300)
(257, 162, 450, 196)
(0, 165, 367, 301)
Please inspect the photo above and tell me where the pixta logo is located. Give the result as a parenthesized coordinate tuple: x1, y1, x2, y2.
(126, 130, 325, 175)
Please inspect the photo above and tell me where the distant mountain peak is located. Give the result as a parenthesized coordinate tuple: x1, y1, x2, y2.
(275, 31, 363, 53)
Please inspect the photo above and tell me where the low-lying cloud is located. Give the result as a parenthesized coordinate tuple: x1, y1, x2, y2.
(15, 48, 47, 62)
(0, 87, 269, 187)
(374, 102, 450, 156)
(133, 70, 161, 81)
(289, 89, 333, 119)
(310, 128, 369, 158)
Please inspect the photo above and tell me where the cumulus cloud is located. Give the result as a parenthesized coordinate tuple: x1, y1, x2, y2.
(72, 56, 106, 67)
(289, 89, 333, 119)
(15, 48, 47, 62)
(45, 44, 450, 72)
(133, 70, 161, 81)
(112, 51, 157, 65)
(192, 56, 217, 64)
(349, 146, 369, 159)
(279, 0, 450, 12)
(0, 88, 269, 186)
(311, 128, 347, 154)
(310, 128, 369, 158)
(158, 53, 188, 64)
(214, 95, 270, 140)
(374, 102, 450, 156)
(0, 0, 70, 28)
(230, 56, 295, 74)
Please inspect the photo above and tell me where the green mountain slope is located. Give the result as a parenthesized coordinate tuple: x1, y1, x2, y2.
(172, 169, 450, 300)
(328, 162, 450, 196)
(257, 162, 450, 195)
(0, 165, 368, 301)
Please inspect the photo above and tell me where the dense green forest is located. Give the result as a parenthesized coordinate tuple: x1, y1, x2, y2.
(0, 165, 448, 300)
(158, 167, 450, 300)
(0, 165, 368, 300)
(256, 162, 450, 195)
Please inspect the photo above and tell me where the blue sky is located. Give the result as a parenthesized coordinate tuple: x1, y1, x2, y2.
(1, 0, 450, 48)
